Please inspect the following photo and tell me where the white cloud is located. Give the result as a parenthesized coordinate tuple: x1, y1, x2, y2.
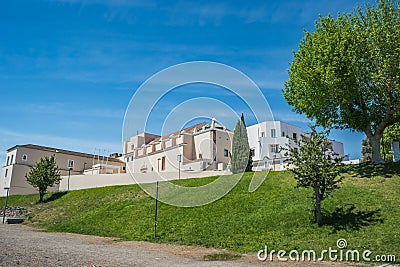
(272, 110, 312, 124)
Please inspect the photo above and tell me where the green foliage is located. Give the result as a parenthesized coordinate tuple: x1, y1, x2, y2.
(2, 165, 399, 262)
(362, 138, 372, 163)
(231, 114, 251, 174)
(284, 126, 344, 224)
(382, 122, 400, 161)
(26, 156, 61, 203)
(284, 0, 400, 164)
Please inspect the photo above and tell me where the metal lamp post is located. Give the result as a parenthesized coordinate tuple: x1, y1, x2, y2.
(2, 187, 10, 224)
(177, 143, 187, 180)
(177, 154, 182, 180)
(68, 167, 72, 191)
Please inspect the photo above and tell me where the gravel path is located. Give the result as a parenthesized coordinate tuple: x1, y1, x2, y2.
(0, 224, 264, 267)
(0, 224, 375, 267)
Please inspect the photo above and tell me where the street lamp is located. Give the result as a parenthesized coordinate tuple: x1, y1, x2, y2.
(177, 143, 187, 180)
(68, 167, 72, 191)
(177, 154, 182, 180)
(2, 187, 10, 224)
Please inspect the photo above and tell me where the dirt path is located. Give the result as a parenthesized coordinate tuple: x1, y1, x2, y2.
(0, 224, 373, 267)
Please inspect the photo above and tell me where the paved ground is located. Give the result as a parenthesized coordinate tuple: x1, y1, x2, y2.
(0, 224, 385, 267)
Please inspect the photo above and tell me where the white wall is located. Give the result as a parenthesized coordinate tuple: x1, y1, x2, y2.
(59, 170, 230, 191)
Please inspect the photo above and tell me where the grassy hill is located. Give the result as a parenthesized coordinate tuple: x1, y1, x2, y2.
(2, 163, 399, 262)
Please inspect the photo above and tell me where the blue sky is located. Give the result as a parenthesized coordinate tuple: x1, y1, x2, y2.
(0, 0, 373, 164)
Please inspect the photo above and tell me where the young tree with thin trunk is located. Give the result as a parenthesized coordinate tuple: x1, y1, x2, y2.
(284, 0, 400, 164)
(26, 156, 61, 202)
(284, 127, 344, 225)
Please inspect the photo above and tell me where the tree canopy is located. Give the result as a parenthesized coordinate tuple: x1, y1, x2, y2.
(284, 0, 400, 163)
(26, 156, 62, 202)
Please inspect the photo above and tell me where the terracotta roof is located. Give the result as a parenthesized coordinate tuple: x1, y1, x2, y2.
(7, 144, 123, 162)
(150, 122, 207, 144)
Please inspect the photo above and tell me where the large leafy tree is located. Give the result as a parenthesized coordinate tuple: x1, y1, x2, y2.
(26, 156, 61, 202)
(285, 127, 344, 225)
(284, 0, 400, 164)
(231, 114, 252, 174)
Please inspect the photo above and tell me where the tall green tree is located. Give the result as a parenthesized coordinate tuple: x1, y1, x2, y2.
(240, 114, 253, 172)
(285, 127, 344, 225)
(231, 114, 251, 174)
(26, 156, 61, 202)
(284, 0, 400, 164)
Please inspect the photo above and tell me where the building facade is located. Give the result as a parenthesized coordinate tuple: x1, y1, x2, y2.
(123, 119, 233, 175)
(247, 121, 345, 171)
(0, 144, 125, 196)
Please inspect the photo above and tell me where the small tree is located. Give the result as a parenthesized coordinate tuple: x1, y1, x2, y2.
(26, 156, 61, 202)
(362, 138, 372, 163)
(285, 126, 344, 225)
(231, 114, 252, 174)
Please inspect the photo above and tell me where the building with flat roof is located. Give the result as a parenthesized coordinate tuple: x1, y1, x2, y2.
(0, 144, 125, 196)
(247, 121, 345, 171)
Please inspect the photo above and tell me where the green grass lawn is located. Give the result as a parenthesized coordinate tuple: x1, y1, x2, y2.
(2, 162, 399, 262)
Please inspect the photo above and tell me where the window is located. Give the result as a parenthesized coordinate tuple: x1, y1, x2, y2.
(224, 149, 229, 157)
(5, 169, 8, 178)
(293, 133, 298, 140)
(282, 131, 286, 137)
(68, 160, 74, 169)
(271, 129, 276, 138)
(10, 155, 14, 165)
(250, 148, 255, 157)
(126, 157, 130, 162)
(22, 154, 28, 161)
(131, 144, 135, 150)
(270, 145, 279, 153)
(161, 157, 166, 171)
(6, 156, 10, 166)
(261, 132, 265, 137)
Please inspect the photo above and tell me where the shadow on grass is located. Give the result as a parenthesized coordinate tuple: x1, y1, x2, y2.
(344, 162, 400, 178)
(44, 192, 68, 203)
(322, 204, 384, 232)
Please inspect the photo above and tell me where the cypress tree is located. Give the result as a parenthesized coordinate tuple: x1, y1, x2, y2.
(231, 114, 252, 173)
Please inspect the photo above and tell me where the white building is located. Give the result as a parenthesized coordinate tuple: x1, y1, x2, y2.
(247, 121, 345, 171)
(123, 119, 233, 174)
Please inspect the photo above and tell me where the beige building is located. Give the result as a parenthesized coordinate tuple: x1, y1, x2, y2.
(0, 144, 125, 196)
(124, 119, 233, 175)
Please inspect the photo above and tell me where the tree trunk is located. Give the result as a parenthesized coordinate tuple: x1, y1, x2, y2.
(39, 191, 45, 203)
(369, 134, 385, 164)
(314, 185, 322, 225)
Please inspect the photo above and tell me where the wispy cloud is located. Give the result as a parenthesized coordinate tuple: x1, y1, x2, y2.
(272, 110, 312, 124)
